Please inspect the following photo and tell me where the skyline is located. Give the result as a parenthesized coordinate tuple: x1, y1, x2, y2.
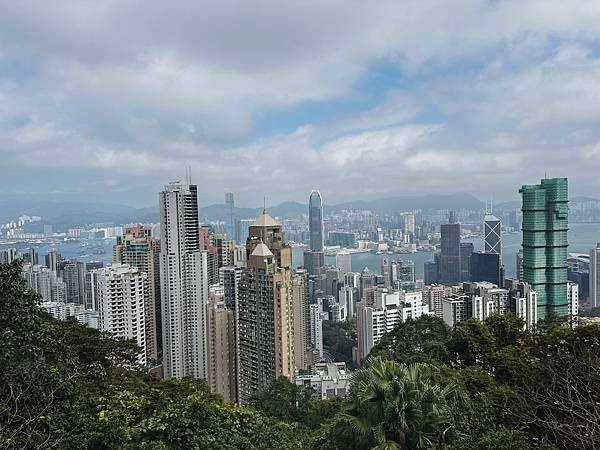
(2, 1, 600, 205)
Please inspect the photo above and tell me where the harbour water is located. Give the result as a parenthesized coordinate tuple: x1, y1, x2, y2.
(293, 222, 600, 279)
(3, 223, 598, 279)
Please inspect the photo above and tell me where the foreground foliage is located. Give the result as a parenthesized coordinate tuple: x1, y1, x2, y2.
(0, 261, 303, 449)
(2, 259, 599, 449)
(342, 358, 466, 449)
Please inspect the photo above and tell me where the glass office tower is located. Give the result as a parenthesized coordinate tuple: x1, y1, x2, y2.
(519, 178, 569, 319)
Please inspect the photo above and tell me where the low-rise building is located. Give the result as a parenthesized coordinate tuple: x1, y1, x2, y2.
(295, 362, 352, 400)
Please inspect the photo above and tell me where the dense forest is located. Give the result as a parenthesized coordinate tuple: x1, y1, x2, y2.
(2, 260, 600, 449)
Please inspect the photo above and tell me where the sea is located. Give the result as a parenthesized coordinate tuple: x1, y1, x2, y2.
(3, 222, 599, 279)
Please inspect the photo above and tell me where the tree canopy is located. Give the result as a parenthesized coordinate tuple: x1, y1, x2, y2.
(2, 259, 599, 449)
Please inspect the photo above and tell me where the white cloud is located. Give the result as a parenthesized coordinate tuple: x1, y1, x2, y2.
(1, 1, 600, 204)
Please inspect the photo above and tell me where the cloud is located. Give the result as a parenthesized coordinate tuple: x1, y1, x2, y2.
(1, 1, 600, 205)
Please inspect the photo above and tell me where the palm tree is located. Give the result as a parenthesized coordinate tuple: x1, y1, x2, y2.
(343, 357, 465, 449)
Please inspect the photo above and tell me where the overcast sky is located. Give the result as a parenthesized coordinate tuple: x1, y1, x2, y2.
(1, 1, 600, 207)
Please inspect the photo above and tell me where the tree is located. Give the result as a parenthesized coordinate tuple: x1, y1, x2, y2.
(90, 381, 307, 449)
(446, 318, 496, 368)
(248, 376, 342, 429)
(322, 319, 357, 367)
(369, 315, 452, 365)
(448, 428, 536, 450)
(0, 260, 152, 449)
(342, 357, 466, 450)
(513, 325, 600, 449)
(248, 377, 312, 425)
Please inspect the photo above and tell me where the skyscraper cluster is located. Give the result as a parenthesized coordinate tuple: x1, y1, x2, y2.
(10, 175, 580, 403)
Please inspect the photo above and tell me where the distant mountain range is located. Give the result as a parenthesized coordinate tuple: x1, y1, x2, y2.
(3, 193, 598, 230)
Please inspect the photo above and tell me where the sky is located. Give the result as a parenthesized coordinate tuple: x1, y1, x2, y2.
(1, 1, 600, 208)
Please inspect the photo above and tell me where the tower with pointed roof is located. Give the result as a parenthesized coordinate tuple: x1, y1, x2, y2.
(236, 211, 295, 404)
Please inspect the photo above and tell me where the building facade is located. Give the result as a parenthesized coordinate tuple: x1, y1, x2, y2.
(439, 222, 461, 284)
(590, 244, 600, 308)
(520, 178, 569, 319)
(484, 213, 502, 257)
(207, 286, 236, 403)
(97, 264, 148, 365)
(113, 225, 161, 364)
(237, 212, 295, 404)
(159, 182, 209, 380)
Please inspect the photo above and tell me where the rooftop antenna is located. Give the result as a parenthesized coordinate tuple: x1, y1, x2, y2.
(263, 196, 266, 213)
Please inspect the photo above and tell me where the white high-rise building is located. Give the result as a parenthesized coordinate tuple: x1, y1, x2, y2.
(398, 291, 432, 322)
(590, 244, 600, 308)
(404, 213, 415, 236)
(339, 285, 357, 319)
(159, 182, 209, 379)
(421, 284, 450, 318)
(442, 295, 469, 327)
(336, 251, 352, 274)
(357, 290, 431, 361)
(568, 281, 579, 325)
(97, 264, 148, 365)
(309, 302, 324, 358)
(504, 279, 538, 331)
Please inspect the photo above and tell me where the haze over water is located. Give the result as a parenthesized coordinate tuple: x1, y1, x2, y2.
(3, 223, 598, 280)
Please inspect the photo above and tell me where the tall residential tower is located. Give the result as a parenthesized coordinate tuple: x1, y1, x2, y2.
(159, 182, 209, 379)
(237, 211, 295, 404)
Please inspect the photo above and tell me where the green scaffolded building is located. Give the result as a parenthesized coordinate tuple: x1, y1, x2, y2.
(519, 178, 569, 319)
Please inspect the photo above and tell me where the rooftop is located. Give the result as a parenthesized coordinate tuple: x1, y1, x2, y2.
(252, 211, 279, 227)
(251, 242, 273, 257)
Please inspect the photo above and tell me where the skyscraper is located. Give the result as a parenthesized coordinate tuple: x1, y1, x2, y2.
(309, 301, 324, 359)
(44, 250, 59, 272)
(520, 177, 569, 319)
(209, 233, 236, 269)
(159, 182, 209, 380)
(309, 190, 324, 251)
(97, 264, 147, 365)
(470, 252, 502, 286)
(63, 260, 86, 304)
(220, 265, 242, 401)
(589, 244, 600, 308)
(516, 249, 524, 281)
(305, 190, 325, 276)
(207, 286, 236, 403)
(28, 248, 39, 266)
(113, 225, 161, 364)
(225, 192, 235, 240)
(292, 271, 309, 371)
(22, 264, 65, 303)
(403, 213, 415, 236)
(459, 242, 474, 282)
(484, 213, 502, 258)
(439, 221, 461, 284)
(237, 211, 295, 404)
